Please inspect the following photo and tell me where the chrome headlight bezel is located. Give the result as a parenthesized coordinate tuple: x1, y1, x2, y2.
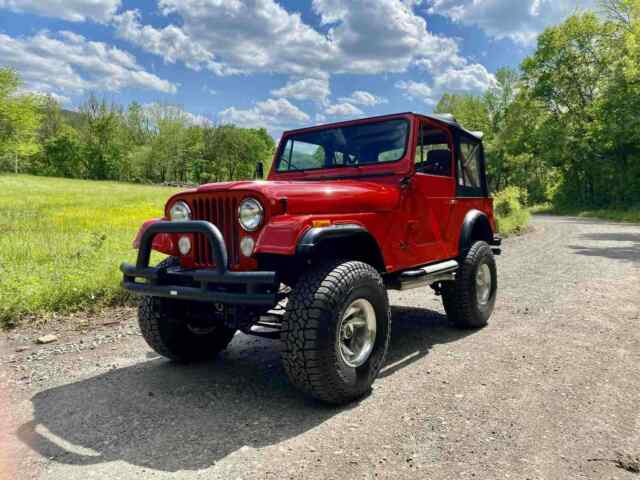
(238, 198, 264, 232)
(169, 201, 191, 222)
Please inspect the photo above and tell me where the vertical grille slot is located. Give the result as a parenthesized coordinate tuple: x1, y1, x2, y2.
(189, 194, 240, 268)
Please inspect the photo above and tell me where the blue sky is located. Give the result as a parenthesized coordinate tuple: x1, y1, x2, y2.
(0, 0, 596, 136)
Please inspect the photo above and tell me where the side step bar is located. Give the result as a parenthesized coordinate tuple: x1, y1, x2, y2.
(387, 260, 459, 291)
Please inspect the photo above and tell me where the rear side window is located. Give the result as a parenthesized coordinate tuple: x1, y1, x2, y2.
(457, 139, 483, 194)
(414, 123, 453, 177)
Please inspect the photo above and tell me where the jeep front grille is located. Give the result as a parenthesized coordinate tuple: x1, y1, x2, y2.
(189, 194, 241, 268)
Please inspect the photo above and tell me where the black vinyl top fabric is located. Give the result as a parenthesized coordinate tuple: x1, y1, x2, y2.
(285, 112, 484, 142)
(422, 114, 484, 141)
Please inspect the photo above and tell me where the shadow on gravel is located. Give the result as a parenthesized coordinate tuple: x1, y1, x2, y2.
(379, 306, 474, 378)
(17, 305, 472, 472)
(569, 232, 640, 264)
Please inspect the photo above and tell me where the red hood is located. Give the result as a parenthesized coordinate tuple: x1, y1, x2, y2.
(178, 179, 401, 214)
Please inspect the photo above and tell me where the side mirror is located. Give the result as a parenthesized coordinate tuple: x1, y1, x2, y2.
(255, 161, 264, 179)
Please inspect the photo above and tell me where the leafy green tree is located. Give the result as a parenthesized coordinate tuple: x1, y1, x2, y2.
(39, 94, 64, 143)
(42, 126, 84, 178)
(435, 93, 491, 137)
(521, 13, 614, 206)
(79, 94, 127, 180)
(0, 68, 42, 172)
(200, 125, 274, 183)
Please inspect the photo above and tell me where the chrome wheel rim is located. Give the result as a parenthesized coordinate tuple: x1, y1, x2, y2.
(338, 299, 377, 368)
(476, 263, 492, 306)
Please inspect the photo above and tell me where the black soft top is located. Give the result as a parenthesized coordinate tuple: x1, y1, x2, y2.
(284, 112, 483, 141)
(419, 113, 484, 141)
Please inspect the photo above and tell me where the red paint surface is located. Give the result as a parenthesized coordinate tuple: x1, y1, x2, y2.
(132, 113, 495, 273)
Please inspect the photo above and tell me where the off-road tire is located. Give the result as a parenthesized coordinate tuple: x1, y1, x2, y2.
(442, 241, 497, 329)
(138, 257, 236, 362)
(281, 260, 391, 404)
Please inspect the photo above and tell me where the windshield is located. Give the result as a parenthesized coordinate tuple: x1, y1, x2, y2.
(276, 119, 410, 172)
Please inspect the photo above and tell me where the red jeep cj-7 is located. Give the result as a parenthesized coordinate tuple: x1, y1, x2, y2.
(121, 112, 501, 404)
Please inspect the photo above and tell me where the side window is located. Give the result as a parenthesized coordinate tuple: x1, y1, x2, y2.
(415, 123, 452, 177)
(277, 140, 325, 171)
(458, 139, 483, 192)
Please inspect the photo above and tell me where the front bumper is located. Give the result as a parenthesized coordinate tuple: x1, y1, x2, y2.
(120, 221, 278, 306)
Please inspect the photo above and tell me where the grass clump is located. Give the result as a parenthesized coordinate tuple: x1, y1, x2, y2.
(531, 203, 640, 224)
(0, 174, 178, 327)
(494, 187, 531, 236)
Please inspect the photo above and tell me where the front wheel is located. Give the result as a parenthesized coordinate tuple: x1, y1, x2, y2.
(441, 241, 497, 329)
(137, 258, 236, 362)
(139, 296, 237, 362)
(281, 260, 391, 404)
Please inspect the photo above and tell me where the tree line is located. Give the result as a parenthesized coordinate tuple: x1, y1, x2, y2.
(436, 0, 640, 210)
(0, 73, 275, 184)
(1, 0, 639, 210)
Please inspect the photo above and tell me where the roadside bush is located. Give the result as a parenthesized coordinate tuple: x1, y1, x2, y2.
(494, 186, 530, 235)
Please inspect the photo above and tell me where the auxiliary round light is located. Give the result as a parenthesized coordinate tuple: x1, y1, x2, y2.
(169, 201, 191, 222)
(238, 198, 264, 232)
(178, 235, 192, 255)
(240, 236, 256, 257)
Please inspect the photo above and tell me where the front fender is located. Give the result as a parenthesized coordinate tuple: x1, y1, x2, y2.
(255, 215, 313, 256)
(295, 224, 369, 256)
(132, 218, 177, 256)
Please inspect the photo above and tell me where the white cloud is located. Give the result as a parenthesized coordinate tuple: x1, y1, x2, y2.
(433, 63, 497, 92)
(112, 9, 235, 75)
(325, 102, 364, 116)
(338, 90, 388, 107)
(312, 0, 464, 75)
(113, 0, 334, 77)
(0, 31, 177, 99)
(396, 80, 436, 105)
(427, 0, 598, 45)
(396, 62, 496, 105)
(271, 77, 331, 105)
(219, 98, 310, 130)
(0, 0, 121, 22)
(112, 0, 488, 83)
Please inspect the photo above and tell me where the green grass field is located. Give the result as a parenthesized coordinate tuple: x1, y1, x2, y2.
(0, 174, 535, 327)
(0, 175, 178, 327)
(531, 204, 640, 224)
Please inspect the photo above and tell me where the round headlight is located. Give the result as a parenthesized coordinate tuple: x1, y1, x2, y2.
(238, 198, 264, 232)
(169, 201, 191, 221)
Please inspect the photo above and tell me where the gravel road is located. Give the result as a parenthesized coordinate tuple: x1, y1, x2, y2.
(1, 215, 639, 480)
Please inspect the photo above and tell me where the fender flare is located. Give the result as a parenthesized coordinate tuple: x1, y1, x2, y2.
(295, 224, 385, 271)
(458, 209, 495, 255)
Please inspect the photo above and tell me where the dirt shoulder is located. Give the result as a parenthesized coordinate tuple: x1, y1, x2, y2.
(2, 215, 639, 480)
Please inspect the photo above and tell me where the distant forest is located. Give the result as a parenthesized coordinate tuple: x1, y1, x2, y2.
(1, 0, 639, 211)
(0, 71, 275, 185)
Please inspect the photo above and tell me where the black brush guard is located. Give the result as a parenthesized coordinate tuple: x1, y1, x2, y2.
(120, 221, 278, 306)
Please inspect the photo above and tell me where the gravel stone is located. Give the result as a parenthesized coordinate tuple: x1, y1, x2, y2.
(1, 215, 639, 480)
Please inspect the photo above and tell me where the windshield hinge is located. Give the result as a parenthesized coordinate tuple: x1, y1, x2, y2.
(400, 175, 412, 190)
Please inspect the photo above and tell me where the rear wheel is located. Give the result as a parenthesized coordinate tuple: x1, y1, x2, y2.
(442, 241, 497, 329)
(138, 258, 236, 362)
(281, 260, 391, 404)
